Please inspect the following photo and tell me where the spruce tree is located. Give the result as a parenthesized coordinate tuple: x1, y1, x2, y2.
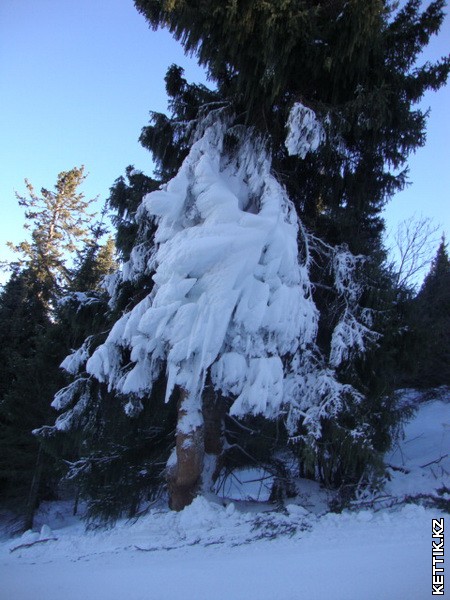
(8, 166, 95, 307)
(0, 168, 109, 528)
(49, 1, 449, 513)
(413, 237, 450, 387)
(129, 0, 448, 504)
(35, 168, 170, 523)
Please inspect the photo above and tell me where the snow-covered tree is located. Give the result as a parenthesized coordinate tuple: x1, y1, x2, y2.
(53, 111, 376, 509)
(47, 0, 449, 512)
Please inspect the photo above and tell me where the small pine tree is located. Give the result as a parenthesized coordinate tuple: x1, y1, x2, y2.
(8, 166, 96, 307)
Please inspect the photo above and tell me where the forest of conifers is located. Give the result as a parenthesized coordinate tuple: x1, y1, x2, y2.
(0, 0, 449, 528)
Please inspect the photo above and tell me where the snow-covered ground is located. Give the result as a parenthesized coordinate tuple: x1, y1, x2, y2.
(1, 389, 449, 600)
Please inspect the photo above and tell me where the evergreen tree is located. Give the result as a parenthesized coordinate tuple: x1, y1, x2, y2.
(135, 0, 449, 254)
(49, 0, 449, 514)
(35, 168, 168, 523)
(129, 0, 447, 504)
(0, 168, 111, 528)
(413, 236, 450, 387)
(8, 166, 95, 307)
(0, 271, 51, 511)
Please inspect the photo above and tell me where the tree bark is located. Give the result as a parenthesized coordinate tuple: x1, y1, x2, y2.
(202, 381, 225, 487)
(23, 443, 44, 531)
(167, 388, 204, 511)
(202, 383, 223, 455)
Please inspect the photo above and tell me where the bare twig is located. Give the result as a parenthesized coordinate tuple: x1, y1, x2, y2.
(388, 215, 440, 289)
(420, 454, 449, 469)
(9, 537, 58, 553)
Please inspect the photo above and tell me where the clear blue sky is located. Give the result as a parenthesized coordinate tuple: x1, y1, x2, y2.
(0, 0, 449, 283)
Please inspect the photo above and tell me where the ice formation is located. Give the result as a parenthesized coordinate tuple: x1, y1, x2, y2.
(47, 109, 376, 445)
(86, 115, 319, 427)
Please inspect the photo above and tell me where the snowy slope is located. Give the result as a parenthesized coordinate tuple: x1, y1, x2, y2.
(386, 389, 450, 500)
(1, 391, 448, 600)
(0, 501, 438, 600)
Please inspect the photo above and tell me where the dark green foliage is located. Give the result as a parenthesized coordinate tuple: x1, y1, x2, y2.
(0, 272, 47, 403)
(135, 0, 449, 256)
(320, 255, 419, 484)
(106, 168, 160, 319)
(64, 378, 176, 524)
(135, 0, 371, 110)
(0, 271, 55, 511)
(108, 166, 160, 262)
(38, 372, 178, 524)
(0, 169, 116, 526)
(222, 413, 287, 469)
(412, 237, 450, 387)
(139, 64, 220, 181)
(0, 317, 66, 513)
(56, 220, 116, 355)
(43, 0, 449, 517)
(70, 211, 116, 294)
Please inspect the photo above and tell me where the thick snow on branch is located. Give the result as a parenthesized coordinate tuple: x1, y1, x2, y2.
(285, 103, 325, 159)
(87, 117, 318, 424)
(330, 311, 373, 368)
(332, 248, 363, 303)
(72, 110, 379, 447)
(285, 353, 364, 441)
(329, 247, 379, 368)
(49, 378, 92, 432)
(53, 387, 91, 432)
(60, 337, 93, 375)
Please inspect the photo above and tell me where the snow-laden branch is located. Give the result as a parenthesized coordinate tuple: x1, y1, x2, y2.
(87, 115, 318, 426)
(285, 102, 325, 159)
(285, 352, 364, 442)
(51, 109, 380, 455)
(329, 247, 379, 368)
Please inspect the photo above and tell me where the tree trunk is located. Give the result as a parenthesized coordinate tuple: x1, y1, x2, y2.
(23, 443, 44, 531)
(167, 388, 204, 511)
(202, 381, 225, 489)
